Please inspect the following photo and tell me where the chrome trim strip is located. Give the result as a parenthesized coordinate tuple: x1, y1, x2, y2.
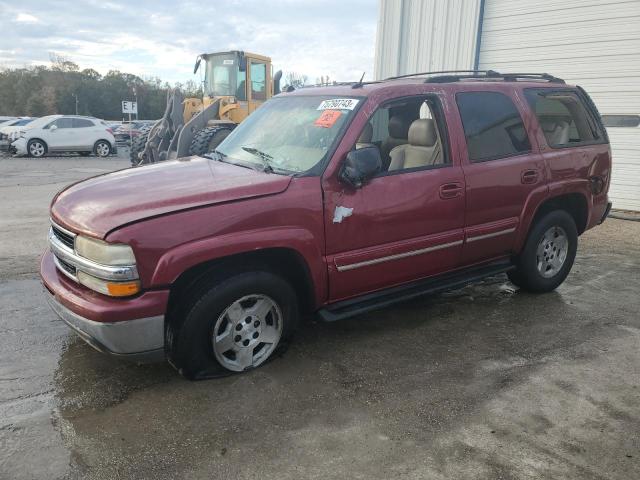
(336, 240, 463, 272)
(48, 228, 139, 281)
(52, 253, 79, 282)
(466, 227, 516, 243)
(50, 219, 77, 240)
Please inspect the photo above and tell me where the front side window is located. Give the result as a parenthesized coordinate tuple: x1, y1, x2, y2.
(525, 89, 605, 147)
(250, 63, 267, 101)
(204, 54, 238, 97)
(456, 91, 531, 162)
(216, 95, 361, 174)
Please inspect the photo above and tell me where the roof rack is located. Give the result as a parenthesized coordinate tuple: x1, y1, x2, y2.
(385, 70, 565, 84)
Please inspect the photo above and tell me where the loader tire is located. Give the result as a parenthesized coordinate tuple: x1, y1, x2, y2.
(189, 127, 233, 157)
(129, 126, 152, 167)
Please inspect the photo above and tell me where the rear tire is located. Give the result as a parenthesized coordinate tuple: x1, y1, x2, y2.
(188, 127, 232, 157)
(129, 125, 152, 166)
(167, 270, 299, 380)
(508, 210, 577, 293)
(94, 140, 111, 157)
(27, 139, 47, 158)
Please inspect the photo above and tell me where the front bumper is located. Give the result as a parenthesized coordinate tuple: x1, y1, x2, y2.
(41, 250, 168, 360)
(11, 137, 27, 155)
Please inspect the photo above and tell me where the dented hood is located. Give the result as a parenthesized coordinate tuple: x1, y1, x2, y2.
(51, 156, 292, 237)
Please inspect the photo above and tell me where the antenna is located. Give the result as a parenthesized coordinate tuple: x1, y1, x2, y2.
(352, 72, 366, 89)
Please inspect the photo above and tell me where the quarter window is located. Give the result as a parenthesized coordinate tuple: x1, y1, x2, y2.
(456, 92, 531, 162)
(525, 89, 605, 147)
(250, 63, 267, 101)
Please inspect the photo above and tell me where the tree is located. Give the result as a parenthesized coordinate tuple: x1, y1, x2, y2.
(285, 72, 308, 89)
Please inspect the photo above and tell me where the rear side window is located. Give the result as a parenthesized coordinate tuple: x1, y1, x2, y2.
(48, 118, 73, 129)
(456, 92, 531, 162)
(72, 118, 94, 128)
(525, 89, 605, 148)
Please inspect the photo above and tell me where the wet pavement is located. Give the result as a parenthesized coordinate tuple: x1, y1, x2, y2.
(0, 154, 639, 479)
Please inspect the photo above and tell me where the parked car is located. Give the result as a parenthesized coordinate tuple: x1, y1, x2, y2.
(11, 115, 116, 157)
(41, 72, 611, 379)
(114, 121, 154, 144)
(0, 117, 34, 150)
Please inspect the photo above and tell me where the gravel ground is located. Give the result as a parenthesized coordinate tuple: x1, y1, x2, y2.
(0, 152, 638, 480)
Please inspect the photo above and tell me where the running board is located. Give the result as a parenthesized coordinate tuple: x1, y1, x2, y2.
(317, 260, 514, 322)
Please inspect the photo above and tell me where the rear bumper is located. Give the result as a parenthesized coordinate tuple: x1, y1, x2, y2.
(600, 201, 613, 224)
(41, 250, 168, 360)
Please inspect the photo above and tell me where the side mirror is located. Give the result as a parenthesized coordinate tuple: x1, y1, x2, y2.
(338, 147, 382, 188)
(50, 124, 58, 131)
(193, 56, 202, 74)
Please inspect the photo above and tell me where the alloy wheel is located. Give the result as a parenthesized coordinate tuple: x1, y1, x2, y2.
(536, 226, 569, 278)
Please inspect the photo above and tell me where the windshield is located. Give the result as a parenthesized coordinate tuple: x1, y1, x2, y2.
(215, 95, 362, 174)
(204, 53, 239, 97)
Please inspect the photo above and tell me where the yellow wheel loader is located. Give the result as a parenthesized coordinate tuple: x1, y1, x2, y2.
(131, 50, 282, 166)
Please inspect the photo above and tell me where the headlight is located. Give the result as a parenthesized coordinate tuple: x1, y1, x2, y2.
(17, 130, 26, 138)
(75, 235, 136, 266)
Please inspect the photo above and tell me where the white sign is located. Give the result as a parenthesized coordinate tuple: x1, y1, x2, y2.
(223, 59, 234, 65)
(317, 98, 359, 111)
(122, 101, 138, 114)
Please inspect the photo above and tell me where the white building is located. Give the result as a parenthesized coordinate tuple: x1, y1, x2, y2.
(374, 0, 640, 211)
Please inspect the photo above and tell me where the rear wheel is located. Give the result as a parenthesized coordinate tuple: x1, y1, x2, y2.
(167, 270, 298, 380)
(188, 127, 232, 157)
(27, 139, 47, 158)
(129, 126, 151, 166)
(508, 210, 577, 292)
(94, 140, 111, 157)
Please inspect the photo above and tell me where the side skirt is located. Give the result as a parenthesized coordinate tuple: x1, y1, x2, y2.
(317, 259, 514, 322)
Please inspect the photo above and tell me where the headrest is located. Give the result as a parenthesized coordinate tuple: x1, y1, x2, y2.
(388, 115, 411, 139)
(357, 122, 373, 143)
(408, 119, 437, 147)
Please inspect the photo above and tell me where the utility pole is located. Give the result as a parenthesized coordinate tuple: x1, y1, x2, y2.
(133, 87, 138, 120)
(71, 93, 79, 115)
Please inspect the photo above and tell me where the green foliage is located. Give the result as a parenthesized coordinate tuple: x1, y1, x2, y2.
(0, 62, 202, 120)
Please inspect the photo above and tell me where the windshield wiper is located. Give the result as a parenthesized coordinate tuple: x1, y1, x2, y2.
(241, 146, 274, 173)
(203, 149, 226, 161)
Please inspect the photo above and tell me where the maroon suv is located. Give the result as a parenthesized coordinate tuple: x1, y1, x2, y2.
(41, 71, 612, 379)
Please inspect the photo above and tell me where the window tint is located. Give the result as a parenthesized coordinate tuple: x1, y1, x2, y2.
(52, 118, 73, 129)
(525, 89, 605, 147)
(456, 92, 531, 162)
(72, 118, 94, 128)
(250, 63, 267, 100)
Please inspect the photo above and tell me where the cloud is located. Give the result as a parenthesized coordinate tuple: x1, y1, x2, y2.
(0, 0, 378, 85)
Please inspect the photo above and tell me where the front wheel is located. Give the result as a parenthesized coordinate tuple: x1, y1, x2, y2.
(27, 139, 47, 158)
(94, 140, 112, 157)
(508, 210, 577, 292)
(167, 271, 298, 379)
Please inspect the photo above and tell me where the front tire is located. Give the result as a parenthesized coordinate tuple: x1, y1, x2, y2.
(167, 271, 298, 380)
(188, 127, 232, 157)
(508, 210, 577, 292)
(27, 139, 47, 158)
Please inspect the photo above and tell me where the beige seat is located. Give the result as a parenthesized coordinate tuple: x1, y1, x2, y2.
(356, 122, 374, 149)
(388, 119, 442, 171)
(542, 120, 570, 146)
(381, 115, 412, 167)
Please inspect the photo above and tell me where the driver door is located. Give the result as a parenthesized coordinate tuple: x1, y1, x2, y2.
(322, 96, 465, 302)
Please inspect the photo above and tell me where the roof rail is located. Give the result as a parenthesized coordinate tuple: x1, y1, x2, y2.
(384, 70, 564, 84)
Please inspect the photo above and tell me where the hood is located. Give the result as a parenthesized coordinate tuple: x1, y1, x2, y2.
(51, 156, 292, 237)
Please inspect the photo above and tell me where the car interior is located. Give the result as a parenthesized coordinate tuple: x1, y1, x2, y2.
(355, 97, 445, 172)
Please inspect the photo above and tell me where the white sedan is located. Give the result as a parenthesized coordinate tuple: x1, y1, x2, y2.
(11, 115, 117, 158)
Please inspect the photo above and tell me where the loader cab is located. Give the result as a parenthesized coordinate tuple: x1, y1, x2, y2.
(199, 51, 275, 123)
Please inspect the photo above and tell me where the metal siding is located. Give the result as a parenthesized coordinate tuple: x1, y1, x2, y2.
(479, 0, 640, 210)
(374, 0, 482, 79)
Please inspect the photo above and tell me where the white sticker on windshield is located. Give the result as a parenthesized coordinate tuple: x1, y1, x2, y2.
(223, 59, 234, 65)
(317, 98, 359, 111)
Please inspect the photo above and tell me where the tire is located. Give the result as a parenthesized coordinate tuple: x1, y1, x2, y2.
(508, 210, 578, 293)
(129, 126, 151, 167)
(27, 139, 47, 158)
(167, 270, 299, 380)
(94, 140, 111, 157)
(188, 127, 232, 157)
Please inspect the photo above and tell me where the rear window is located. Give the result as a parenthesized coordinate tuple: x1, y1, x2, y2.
(524, 89, 606, 148)
(72, 118, 94, 128)
(456, 91, 531, 162)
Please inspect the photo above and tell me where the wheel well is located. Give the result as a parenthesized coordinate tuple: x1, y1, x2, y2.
(94, 139, 112, 148)
(533, 193, 588, 234)
(28, 138, 48, 149)
(166, 248, 316, 322)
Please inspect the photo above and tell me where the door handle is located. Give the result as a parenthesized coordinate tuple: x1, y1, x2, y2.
(521, 169, 539, 184)
(439, 182, 463, 199)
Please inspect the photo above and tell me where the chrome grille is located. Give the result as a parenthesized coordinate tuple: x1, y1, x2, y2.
(57, 257, 77, 276)
(51, 224, 75, 250)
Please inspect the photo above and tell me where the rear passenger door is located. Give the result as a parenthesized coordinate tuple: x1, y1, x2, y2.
(455, 90, 546, 264)
(71, 118, 97, 149)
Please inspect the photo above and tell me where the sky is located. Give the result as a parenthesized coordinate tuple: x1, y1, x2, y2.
(0, 0, 379, 85)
